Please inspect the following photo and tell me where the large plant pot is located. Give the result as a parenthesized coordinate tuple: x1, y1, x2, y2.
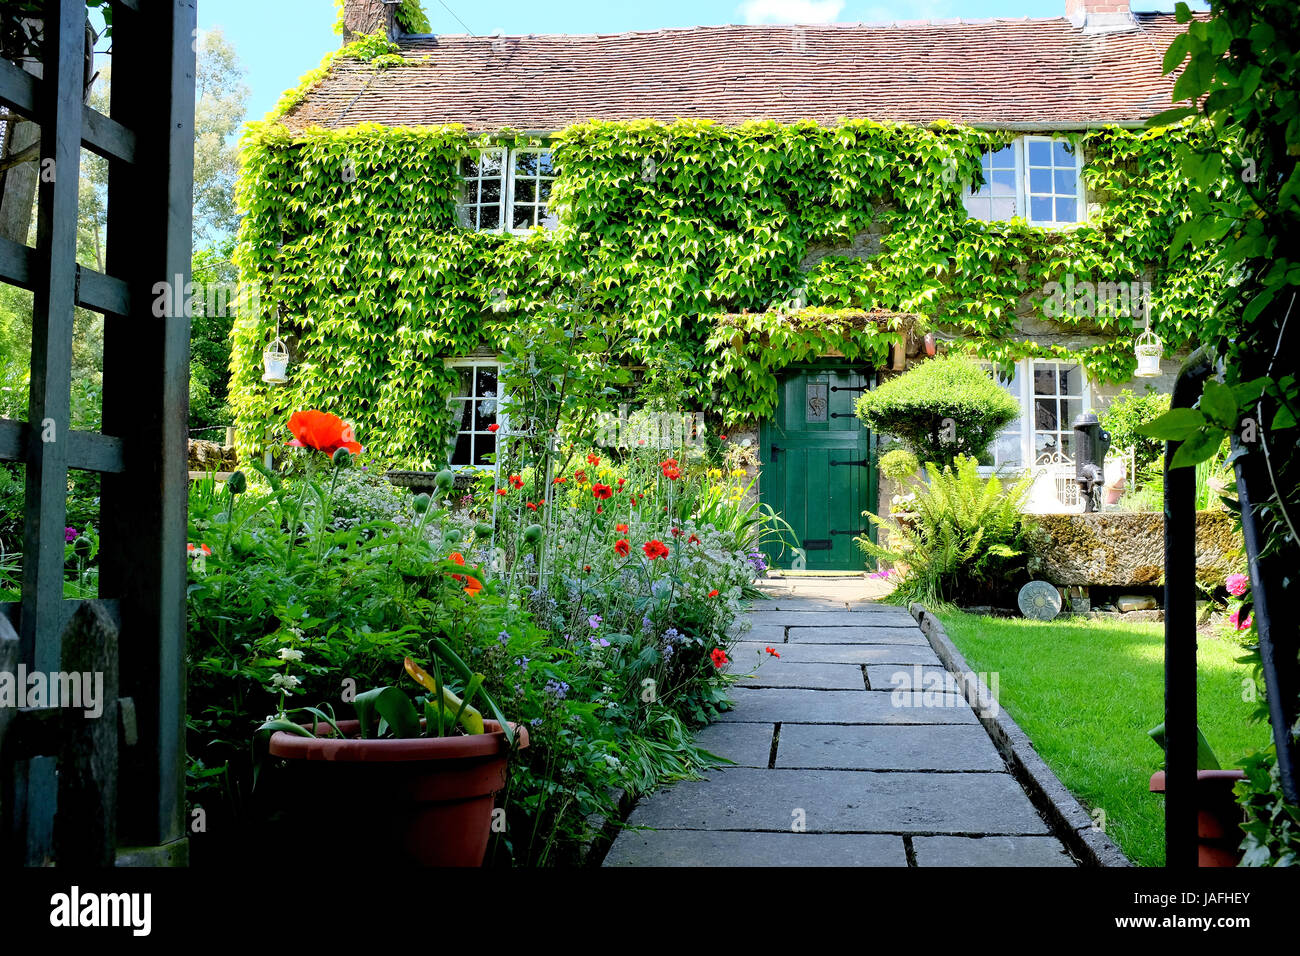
(268, 718, 528, 867)
(1149, 769, 1247, 867)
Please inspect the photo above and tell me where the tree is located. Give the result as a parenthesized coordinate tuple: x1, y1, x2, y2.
(193, 28, 249, 247)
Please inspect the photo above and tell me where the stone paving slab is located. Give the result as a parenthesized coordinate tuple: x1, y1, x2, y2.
(692, 722, 774, 768)
(734, 662, 867, 690)
(625, 767, 1051, 835)
(729, 641, 941, 666)
(716, 688, 977, 724)
(864, 664, 952, 690)
(775, 723, 1005, 772)
(749, 609, 916, 628)
(787, 626, 930, 646)
(911, 835, 1075, 867)
(731, 623, 785, 643)
(603, 829, 908, 866)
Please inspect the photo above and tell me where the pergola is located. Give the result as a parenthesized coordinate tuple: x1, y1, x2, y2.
(0, 0, 194, 865)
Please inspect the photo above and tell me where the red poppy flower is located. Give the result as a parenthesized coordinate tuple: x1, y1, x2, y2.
(496, 488, 508, 496)
(487, 423, 500, 433)
(553, 476, 568, 485)
(765, 646, 780, 658)
(597, 505, 604, 514)
(285, 410, 362, 456)
(575, 469, 587, 482)
(689, 533, 701, 545)
(708, 589, 719, 597)
(643, 540, 670, 560)
(448, 552, 466, 566)
(509, 474, 524, 489)
(615, 539, 631, 556)
(586, 453, 600, 466)
(187, 542, 212, 555)
(592, 483, 613, 500)
(617, 478, 626, 487)
(463, 576, 482, 596)
(616, 523, 629, 533)
(719, 434, 728, 441)
(670, 527, 683, 538)
(526, 501, 539, 511)
(710, 648, 729, 669)
(584, 565, 592, 572)
(637, 439, 646, 446)
(662, 465, 681, 480)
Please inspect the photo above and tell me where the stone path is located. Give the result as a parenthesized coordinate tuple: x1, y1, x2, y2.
(603, 577, 1077, 867)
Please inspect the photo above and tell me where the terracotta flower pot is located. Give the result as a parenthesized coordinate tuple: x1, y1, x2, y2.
(268, 718, 528, 867)
(1149, 769, 1247, 867)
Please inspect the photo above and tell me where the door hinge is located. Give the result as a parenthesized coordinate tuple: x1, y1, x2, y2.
(829, 458, 871, 467)
(830, 529, 870, 536)
(801, 539, 833, 550)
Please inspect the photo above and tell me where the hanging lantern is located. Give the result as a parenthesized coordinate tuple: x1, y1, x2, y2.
(1134, 326, 1163, 378)
(262, 337, 290, 384)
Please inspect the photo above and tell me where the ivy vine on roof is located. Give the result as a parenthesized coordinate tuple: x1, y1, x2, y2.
(230, 104, 1229, 467)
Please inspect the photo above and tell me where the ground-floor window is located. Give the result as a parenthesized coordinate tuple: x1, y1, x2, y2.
(446, 359, 502, 467)
(979, 358, 1090, 470)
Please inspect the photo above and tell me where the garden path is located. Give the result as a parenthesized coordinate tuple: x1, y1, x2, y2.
(603, 577, 1078, 867)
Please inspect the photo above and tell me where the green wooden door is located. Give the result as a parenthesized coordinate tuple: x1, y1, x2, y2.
(760, 366, 876, 571)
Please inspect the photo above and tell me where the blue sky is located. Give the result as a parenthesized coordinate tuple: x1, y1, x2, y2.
(197, 0, 1210, 122)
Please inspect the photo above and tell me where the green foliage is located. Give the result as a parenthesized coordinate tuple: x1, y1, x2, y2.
(858, 455, 1036, 608)
(879, 448, 920, 482)
(230, 114, 1226, 467)
(855, 355, 1020, 468)
(1100, 387, 1171, 481)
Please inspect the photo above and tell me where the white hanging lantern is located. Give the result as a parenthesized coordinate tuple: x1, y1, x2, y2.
(262, 337, 290, 384)
(1134, 326, 1163, 378)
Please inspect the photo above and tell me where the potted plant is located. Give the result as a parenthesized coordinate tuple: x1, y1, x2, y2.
(1147, 722, 1246, 866)
(259, 639, 528, 867)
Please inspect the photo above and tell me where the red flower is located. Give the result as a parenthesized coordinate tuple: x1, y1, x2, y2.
(719, 434, 728, 441)
(526, 501, 539, 511)
(662, 465, 681, 480)
(643, 540, 670, 560)
(708, 589, 719, 597)
(617, 478, 626, 488)
(689, 533, 701, 545)
(496, 488, 508, 496)
(637, 439, 646, 446)
(597, 505, 604, 514)
(487, 423, 500, 433)
(575, 469, 587, 482)
(463, 576, 482, 596)
(586, 453, 601, 466)
(710, 648, 729, 669)
(448, 552, 466, 566)
(553, 476, 567, 485)
(592, 483, 613, 500)
(584, 564, 592, 572)
(670, 527, 683, 538)
(616, 523, 629, 533)
(509, 474, 524, 489)
(187, 542, 212, 555)
(615, 539, 631, 556)
(285, 410, 362, 456)
(765, 646, 780, 658)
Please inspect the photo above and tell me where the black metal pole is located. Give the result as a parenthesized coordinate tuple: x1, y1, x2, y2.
(1164, 350, 1211, 868)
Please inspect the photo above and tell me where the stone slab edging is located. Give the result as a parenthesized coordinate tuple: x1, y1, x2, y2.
(909, 603, 1132, 868)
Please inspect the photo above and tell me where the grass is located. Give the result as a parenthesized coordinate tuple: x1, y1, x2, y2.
(935, 610, 1267, 867)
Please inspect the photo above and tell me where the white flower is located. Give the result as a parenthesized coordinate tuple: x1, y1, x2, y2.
(270, 673, 301, 690)
(278, 647, 304, 662)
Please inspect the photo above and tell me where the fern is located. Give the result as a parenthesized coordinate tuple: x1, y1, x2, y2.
(859, 455, 1034, 608)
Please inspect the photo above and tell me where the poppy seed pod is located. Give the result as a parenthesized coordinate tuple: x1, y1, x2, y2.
(412, 493, 431, 514)
(331, 447, 352, 469)
(226, 470, 247, 495)
(435, 469, 455, 491)
(474, 522, 494, 538)
(73, 536, 93, 561)
(523, 524, 544, 543)
(445, 528, 463, 544)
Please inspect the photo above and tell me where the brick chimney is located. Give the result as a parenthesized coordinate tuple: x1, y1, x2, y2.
(1066, 0, 1137, 33)
(341, 0, 401, 45)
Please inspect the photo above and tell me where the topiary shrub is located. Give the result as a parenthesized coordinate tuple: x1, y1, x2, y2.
(855, 355, 1020, 468)
(879, 448, 920, 482)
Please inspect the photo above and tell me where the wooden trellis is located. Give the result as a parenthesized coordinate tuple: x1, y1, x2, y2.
(0, 0, 194, 866)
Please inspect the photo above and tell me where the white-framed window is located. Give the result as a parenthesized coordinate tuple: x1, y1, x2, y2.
(963, 136, 1085, 227)
(978, 358, 1091, 470)
(457, 147, 556, 234)
(446, 359, 502, 467)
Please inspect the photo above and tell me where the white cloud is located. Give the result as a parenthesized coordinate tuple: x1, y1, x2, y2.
(858, 1, 953, 23)
(737, 0, 847, 25)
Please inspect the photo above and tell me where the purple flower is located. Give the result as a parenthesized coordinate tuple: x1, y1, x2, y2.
(588, 614, 603, 629)
(497, 631, 510, 646)
(870, 567, 892, 579)
(662, 627, 680, 643)
(663, 645, 674, 660)
(530, 717, 542, 727)
(589, 637, 610, 648)
(514, 656, 530, 671)
(544, 679, 569, 699)
(747, 551, 768, 572)
(64, 526, 78, 543)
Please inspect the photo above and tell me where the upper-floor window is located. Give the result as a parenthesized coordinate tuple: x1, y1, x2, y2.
(457, 147, 556, 233)
(963, 136, 1085, 227)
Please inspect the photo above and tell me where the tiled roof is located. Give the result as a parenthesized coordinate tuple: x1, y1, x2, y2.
(283, 14, 1199, 133)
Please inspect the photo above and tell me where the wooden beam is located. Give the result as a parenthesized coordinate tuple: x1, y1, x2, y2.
(0, 57, 137, 164)
(0, 418, 125, 473)
(0, 235, 132, 315)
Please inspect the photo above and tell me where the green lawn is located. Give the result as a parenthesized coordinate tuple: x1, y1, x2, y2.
(936, 610, 1267, 867)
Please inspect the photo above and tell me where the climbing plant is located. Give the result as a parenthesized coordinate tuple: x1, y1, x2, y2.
(230, 103, 1229, 467)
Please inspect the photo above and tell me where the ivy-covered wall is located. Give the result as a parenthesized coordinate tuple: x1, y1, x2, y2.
(231, 48, 1224, 467)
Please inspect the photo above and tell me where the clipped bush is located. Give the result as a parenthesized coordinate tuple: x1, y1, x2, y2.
(1099, 388, 1170, 481)
(879, 448, 920, 482)
(856, 355, 1019, 468)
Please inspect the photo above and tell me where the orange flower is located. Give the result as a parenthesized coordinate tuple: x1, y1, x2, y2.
(616, 523, 629, 533)
(708, 589, 719, 597)
(509, 474, 524, 489)
(285, 409, 362, 456)
(586, 453, 601, 466)
(463, 576, 482, 596)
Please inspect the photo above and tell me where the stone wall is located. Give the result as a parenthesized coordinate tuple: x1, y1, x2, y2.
(188, 439, 238, 473)
(1030, 510, 1241, 587)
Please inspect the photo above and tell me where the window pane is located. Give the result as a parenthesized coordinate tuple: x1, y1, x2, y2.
(991, 168, 1016, 194)
(1061, 398, 1083, 427)
(1033, 366, 1056, 396)
(1029, 167, 1052, 194)
(1054, 168, 1077, 195)
(455, 399, 473, 430)
(1059, 432, 1075, 458)
(1035, 397, 1059, 430)
(481, 179, 501, 205)
(963, 196, 990, 221)
(473, 434, 496, 466)
(1053, 140, 1076, 165)
(456, 205, 474, 229)
(991, 145, 1016, 165)
(461, 179, 480, 205)
(1030, 195, 1054, 221)
(454, 366, 473, 396)
(513, 205, 534, 230)
(452, 433, 472, 465)
(1028, 139, 1052, 166)
(474, 365, 498, 397)
(481, 206, 500, 230)
(995, 432, 1023, 467)
(536, 179, 553, 204)
(1055, 198, 1078, 223)
(536, 150, 554, 175)
(480, 151, 502, 176)
(460, 156, 481, 178)
(515, 151, 538, 176)
(474, 400, 497, 430)
(514, 178, 535, 204)
(990, 197, 1016, 220)
(1058, 363, 1081, 395)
